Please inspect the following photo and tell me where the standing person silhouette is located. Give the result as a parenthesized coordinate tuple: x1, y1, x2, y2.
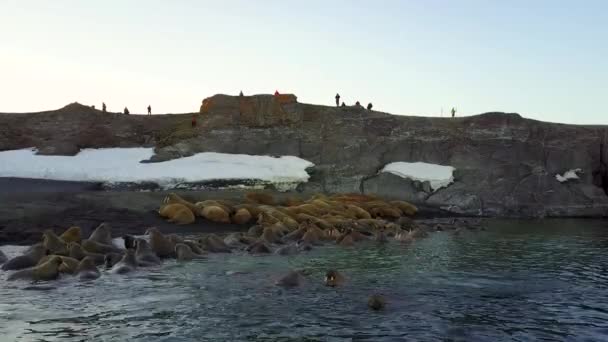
(335, 93, 340, 107)
(124, 107, 130, 115)
(102, 102, 107, 112)
(451, 107, 456, 118)
(147, 105, 151, 115)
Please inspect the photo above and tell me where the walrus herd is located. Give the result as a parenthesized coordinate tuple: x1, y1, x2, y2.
(0, 192, 484, 311)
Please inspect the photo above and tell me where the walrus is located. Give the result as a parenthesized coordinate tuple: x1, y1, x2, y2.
(167, 234, 185, 246)
(247, 241, 272, 254)
(224, 232, 247, 248)
(247, 224, 264, 237)
(159, 203, 196, 225)
(244, 192, 275, 205)
(337, 233, 355, 247)
(282, 226, 307, 242)
(88, 223, 114, 246)
(0, 249, 7, 264)
(232, 208, 252, 225)
(175, 243, 205, 261)
(274, 244, 299, 256)
(390, 200, 418, 216)
(369, 206, 402, 219)
(200, 205, 230, 224)
(199, 234, 231, 253)
(2, 244, 49, 271)
(7, 255, 63, 282)
(345, 204, 372, 219)
(163, 193, 198, 213)
(368, 294, 386, 311)
(135, 239, 162, 266)
(145, 227, 175, 258)
(104, 252, 123, 269)
(122, 235, 137, 250)
(42, 229, 69, 255)
(395, 229, 415, 243)
(68, 242, 105, 265)
(37, 255, 80, 274)
(375, 229, 389, 244)
(110, 249, 138, 274)
(183, 240, 205, 255)
(59, 226, 82, 244)
(82, 239, 122, 255)
(324, 270, 345, 287)
(261, 226, 283, 245)
(194, 200, 233, 216)
(76, 256, 101, 280)
(275, 270, 305, 288)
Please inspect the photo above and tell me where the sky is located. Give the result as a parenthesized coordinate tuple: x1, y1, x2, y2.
(1, 0, 606, 124)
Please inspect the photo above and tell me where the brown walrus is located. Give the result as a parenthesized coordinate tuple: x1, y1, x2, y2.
(7, 255, 63, 282)
(82, 239, 122, 255)
(68, 242, 105, 265)
(175, 243, 206, 261)
(110, 249, 138, 274)
(37, 255, 80, 274)
(42, 229, 69, 255)
(135, 239, 162, 266)
(76, 256, 101, 280)
(183, 240, 205, 255)
(2, 244, 49, 271)
(145, 227, 175, 258)
(246, 241, 272, 254)
(275, 270, 306, 288)
(324, 270, 345, 287)
(199, 234, 231, 253)
(368, 294, 386, 311)
(59, 226, 82, 244)
(88, 223, 114, 246)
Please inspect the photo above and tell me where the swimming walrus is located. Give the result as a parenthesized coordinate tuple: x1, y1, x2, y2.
(324, 270, 345, 287)
(274, 244, 299, 256)
(110, 249, 138, 274)
(76, 256, 101, 280)
(145, 227, 175, 258)
(135, 239, 162, 266)
(104, 252, 123, 269)
(2, 244, 49, 271)
(82, 239, 122, 255)
(175, 243, 205, 261)
(246, 241, 272, 254)
(42, 229, 69, 255)
(88, 223, 114, 246)
(368, 294, 386, 311)
(7, 255, 63, 282)
(275, 270, 306, 288)
(68, 242, 105, 265)
(183, 240, 205, 255)
(199, 234, 231, 253)
(59, 226, 82, 244)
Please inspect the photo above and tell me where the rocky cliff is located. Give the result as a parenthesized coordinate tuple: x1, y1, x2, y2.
(2, 95, 608, 218)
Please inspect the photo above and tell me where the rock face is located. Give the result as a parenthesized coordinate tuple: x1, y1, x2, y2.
(2, 95, 608, 218)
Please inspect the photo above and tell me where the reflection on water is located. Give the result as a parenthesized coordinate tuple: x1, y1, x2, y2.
(2, 219, 608, 341)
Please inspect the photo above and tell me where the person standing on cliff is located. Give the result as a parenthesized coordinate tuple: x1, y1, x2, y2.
(147, 105, 151, 115)
(335, 93, 340, 107)
(239, 90, 244, 97)
(274, 90, 280, 96)
(102, 102, 107, 112)
(367, 103, 373, 111)
(451, 107, 456, 118)
(124, 107, 130, 115)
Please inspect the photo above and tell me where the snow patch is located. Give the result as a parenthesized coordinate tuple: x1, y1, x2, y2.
(555, 168, 582, 183)
(381, 162, 455, 191)
(0, 148, 314, 191)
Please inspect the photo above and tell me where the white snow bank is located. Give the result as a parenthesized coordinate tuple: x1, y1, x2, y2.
(0, 148, 314, 190)
(381, 161, 455, 191)
(555, 168, 582, 183)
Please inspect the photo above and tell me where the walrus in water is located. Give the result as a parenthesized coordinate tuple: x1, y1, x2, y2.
(175, 243, 205, 261)
(110, 249, 138, 274)
(247, 224, 264, 237)
(337, 231, 355, 247)
(82, 239, 122, 255)
(199, 234, 231, 253)
(2, 244, 49, 271)
(275, 270, 306, 288)
(246, 241, 272, 254)
(7, 255, 63, 281)
(59, 226, 82, 244)
(374, 229, 389, 244)
(76, 256, 101, 280)
(274, 244, 299, 256)
(145, 227, 175, 258)
(0, 249, 7, 264)
(88, 223, 114, 245)
(324, 270, 345, 287)
(224, 232, 247, 248)
(368, 294, 386, 311)
(135, 239, 162, 266)
(104, 252, 123, 269)
(282, 227, 306, 243)
(183, 240, 205, 255)
(68, 242, 105, 264)
(42, 229, 69, 255)
(37, 255, 80, 274)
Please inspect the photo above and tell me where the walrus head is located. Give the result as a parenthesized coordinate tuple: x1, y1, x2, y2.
(324, 270, 343, 287)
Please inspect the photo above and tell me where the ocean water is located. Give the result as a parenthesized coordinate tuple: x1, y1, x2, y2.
(1, 219, 608, 341)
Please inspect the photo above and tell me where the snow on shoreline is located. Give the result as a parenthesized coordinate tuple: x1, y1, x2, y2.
(0, 148, 314, 190)
(381, 161, 455, 191)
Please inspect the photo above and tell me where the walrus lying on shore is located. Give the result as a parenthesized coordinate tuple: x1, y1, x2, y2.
(59, 226, 82, 244)
(89, 223, 114, 246)
(2, 244, 48, 271)
(7, 256, 63, 281)
(43, 229, 69, 256)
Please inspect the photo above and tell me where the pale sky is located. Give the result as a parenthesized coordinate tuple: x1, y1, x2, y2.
(1, 0, 606, 124)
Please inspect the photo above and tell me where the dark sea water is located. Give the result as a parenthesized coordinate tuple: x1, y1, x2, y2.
(1, 219, 608, 341)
